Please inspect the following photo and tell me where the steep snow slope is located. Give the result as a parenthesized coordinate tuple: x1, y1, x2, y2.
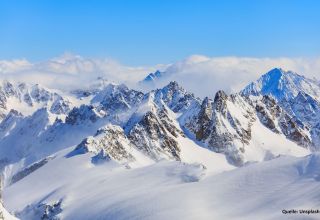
(3, 148, 319, 220)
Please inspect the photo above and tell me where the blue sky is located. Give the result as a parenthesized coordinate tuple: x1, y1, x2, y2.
(1, 0, 319, 65)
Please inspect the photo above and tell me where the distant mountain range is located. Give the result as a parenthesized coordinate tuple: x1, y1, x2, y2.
(1, 68, 320, 219)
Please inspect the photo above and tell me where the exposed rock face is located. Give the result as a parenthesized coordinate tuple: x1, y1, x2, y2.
(0, 78, 317, 178)
(0, 110, 23, 139)
(10, 157, 53, 185)
(128, 111, 181, 161)
(278, 114, 312, 148)
(40, 200, 62, 220)
(253, 96, 312, 148)
(195, 97, 213, 140)
(17, 200, 62, 220)
(91, 83, 144, 113)
(255, 96, 280, 133)
(183, 91, 256, 165)
(241, 68, 320, 148)
(50, 94, 71, 115)
(66, 105, 105, 125)
(182, 87, 314, 166)
(123, 92, 184, 161)
(74, 125, 135, 164)
(154, 81, 199, 113)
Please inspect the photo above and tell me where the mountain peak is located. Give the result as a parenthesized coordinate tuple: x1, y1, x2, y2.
(241, 68, 320, 102)
(165, 81, 180, 89)
(142, 70, 163, 83)
(214, 90, 228, 103)
(263, 68, 305, 81)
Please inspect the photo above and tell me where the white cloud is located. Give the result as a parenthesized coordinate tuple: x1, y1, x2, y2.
(157, 55, 320, 97)
(0, 53, 319, 97)
(0, 53, 166, 91)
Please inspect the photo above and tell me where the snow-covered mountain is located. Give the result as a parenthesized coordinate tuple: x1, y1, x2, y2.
(140, 70, 164, 84)
(0, 68, 320, 219)
(242, 68, 320, 149)
(242, 68, 320, 101)
(0, 80, 72, 120)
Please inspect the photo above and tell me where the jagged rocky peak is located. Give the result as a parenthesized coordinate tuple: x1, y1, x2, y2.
(50, 94, 72, 115)
(194, 97, 213, 140)
(213, 90, 228, 113)
(184, 89, 313, 165)
(143, 70, 163, 83)
(29, 84, 51, 103)
(125, 93, 184, 161)
(155, 81, 199, 113)
(182, 92, 256, 166)
(214, 90, 228, 102)
(1, 80, 17, 96)
(74, 124, 135, 164)
(241, 68, 320, 102)
(127, 111, 181, 161)
(200, 97, 213, 117)
(65, 105, 106, 125)
(91, 83, 144, 112)
(0, 109, 24, 138)
(240, 68, 320, 149)
(0, 80, 72, 118)
(255, 96, 281, 133)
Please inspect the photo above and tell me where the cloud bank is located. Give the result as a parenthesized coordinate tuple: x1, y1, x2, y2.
(0, 53, 320, 97)
(157, 55, 320, 97)
(0, 53, 165, 92)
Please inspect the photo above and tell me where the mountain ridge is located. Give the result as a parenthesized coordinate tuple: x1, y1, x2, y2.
(0, 68, 320, 219)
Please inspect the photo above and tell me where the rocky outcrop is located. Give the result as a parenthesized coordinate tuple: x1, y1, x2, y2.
(182, 88, 314, 166)
(255, 96, 312, 148)
(241, 68, 320, 148)
(17, 199, 62, 220)
(182, 91, 256, 166)
(278, 114, 312, 148)
(124, 92, 183, 161)
(66, 105, 105, 125)
(195, 97, 213, 140)
(154, 81, 200, 113)
(128, 110, 181, 161)
(74, 125, 135, 164)
(0, 110, 23, 139)
(10, 157, 53, 185)
(92, 84, 144, 113)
